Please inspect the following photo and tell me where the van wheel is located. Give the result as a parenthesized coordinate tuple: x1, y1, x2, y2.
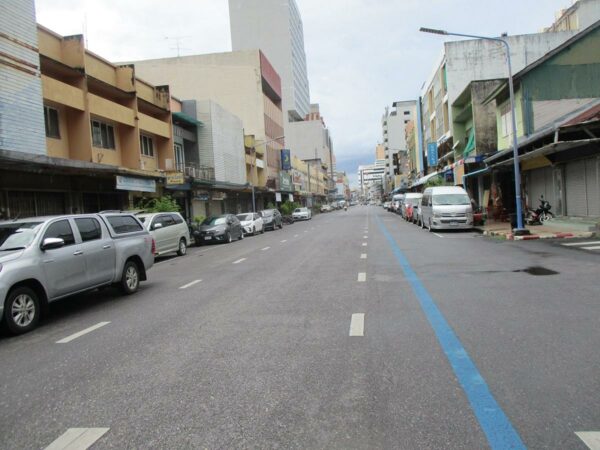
(177, 238, 187, 256)
(4, 287, 40, 335)
(121, 260, 140, 294)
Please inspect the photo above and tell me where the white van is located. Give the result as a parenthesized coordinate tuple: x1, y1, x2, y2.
(419, 186, 473, 231)
(392, 193, 405, 214)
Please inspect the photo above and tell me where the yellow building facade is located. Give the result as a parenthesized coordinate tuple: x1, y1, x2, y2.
(38, 25, 175, 177)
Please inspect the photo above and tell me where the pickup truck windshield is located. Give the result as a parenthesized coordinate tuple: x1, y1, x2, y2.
(0, 222, 43, 250)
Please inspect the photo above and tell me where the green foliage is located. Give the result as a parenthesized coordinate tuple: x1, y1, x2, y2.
(266, 202, 276, 210)
(193, 215, 206, 225)
(425, 176, 444, 188)
(134, 196, 180, 213)
(280, 201, 300, 216)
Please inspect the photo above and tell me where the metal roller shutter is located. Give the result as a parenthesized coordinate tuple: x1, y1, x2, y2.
(528, 166, 556, 210)
(565, 160, 587, 216)
(585, 157, 600, 216)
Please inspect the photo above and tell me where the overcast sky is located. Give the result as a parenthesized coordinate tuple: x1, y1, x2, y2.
(36, 0, 571, 186)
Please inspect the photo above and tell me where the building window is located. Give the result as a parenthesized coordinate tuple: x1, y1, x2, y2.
(403, 111, 410, 115)
(141, 134, 154, 157)
(174, 142, 185, 170)
(44, 106, 60, 138)
(91, 120, 115, 149)
(500, 102, 512, 138)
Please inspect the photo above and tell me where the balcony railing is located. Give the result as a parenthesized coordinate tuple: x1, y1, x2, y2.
(184, 165, 215, 181)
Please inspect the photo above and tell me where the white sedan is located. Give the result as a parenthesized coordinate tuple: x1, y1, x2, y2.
(236, 212, 264, 235)
(292, 207, 312, 220)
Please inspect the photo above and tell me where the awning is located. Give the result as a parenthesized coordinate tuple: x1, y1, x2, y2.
(412, 171, 440, 187)
(489, 138, 600, 168)
(173, 112, 203, 127)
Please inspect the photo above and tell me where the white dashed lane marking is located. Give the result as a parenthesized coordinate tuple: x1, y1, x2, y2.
(360, 253, 367, 259)
(576, 431, 600, 450)
(362, 242, 368, 247)
(363, 235, 368, 239)
(562, 241, 600, 246)
(349, 313, 365, 336)
(45, 428, 110, 450)
(55, 322, 110, 344)
(232, 258, 246, 264)
(179, 279, 202, 290)
(280, 239, 287, 243)
(357, 272, 366, 282)
(261, 246, 270, 251)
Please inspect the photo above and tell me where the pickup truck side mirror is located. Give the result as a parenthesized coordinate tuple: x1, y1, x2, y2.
(41, 237, 65, 251)
(152, 222, 163, 230)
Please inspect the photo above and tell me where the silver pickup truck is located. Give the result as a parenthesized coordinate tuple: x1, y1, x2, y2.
(0, 213, 155, 334)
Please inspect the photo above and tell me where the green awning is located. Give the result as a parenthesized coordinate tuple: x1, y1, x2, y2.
(463, 128, 476, 156)
(173, 112, 203, 126)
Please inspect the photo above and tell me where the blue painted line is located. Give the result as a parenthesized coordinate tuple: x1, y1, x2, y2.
(376, 216, 526, 450)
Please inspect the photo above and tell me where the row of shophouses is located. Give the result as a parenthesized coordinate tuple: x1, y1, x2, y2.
(385, 0, 600, 221)
(0, 1, 345, 221)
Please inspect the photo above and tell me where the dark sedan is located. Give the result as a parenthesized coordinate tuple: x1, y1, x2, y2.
(260, 209, 283, 231)
(197, 214, 243, 244)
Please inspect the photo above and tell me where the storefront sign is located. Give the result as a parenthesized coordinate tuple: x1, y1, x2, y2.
(275, 192, 282, 202)
(166, 171, 185, 186)
(427, 143, 438, 167)
(281, 149, 291, 170)
(279, 172, 293, 192)
(212, 191, 227, 201)
(194, 193, 210, 201)
(289, 194, 294, 202)
(116, 175, 156, 193)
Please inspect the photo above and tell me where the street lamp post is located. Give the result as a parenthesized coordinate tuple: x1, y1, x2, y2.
(419, 27, 526, 233)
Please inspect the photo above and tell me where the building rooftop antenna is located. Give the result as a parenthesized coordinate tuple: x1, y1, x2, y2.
(164, 36, 192, 57)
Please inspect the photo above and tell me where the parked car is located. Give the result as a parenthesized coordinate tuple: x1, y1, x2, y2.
(320, 204, 332, 213)
(236, 212, 264, 236)
(198, 215, 243, 244)
(383, 201, 391, 210)
(292, 207, 312, 220)
(401, 193, 423, 221)
(391, 193, 405, 214)
(420, 186, 474, 231)
(137, 212, 190, 257)
(260, 209, 283, 230)
(0, 213, 155, 334)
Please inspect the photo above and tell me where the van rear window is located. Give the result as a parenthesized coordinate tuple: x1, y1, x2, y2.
(106, 215, 143, 234)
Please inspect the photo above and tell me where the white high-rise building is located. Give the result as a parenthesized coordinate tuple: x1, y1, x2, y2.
(229, 0, 311, 122)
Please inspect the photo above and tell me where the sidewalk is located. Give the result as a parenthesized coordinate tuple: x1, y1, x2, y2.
(475, 220, 597, 241)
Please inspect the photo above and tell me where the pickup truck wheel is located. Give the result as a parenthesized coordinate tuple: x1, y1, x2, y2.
(4, 287, 40, 335)
(177, 238, 187, 256)
(121, 260, 140, 294)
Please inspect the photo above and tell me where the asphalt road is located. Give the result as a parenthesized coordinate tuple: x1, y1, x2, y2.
(0, 206, 598, 449)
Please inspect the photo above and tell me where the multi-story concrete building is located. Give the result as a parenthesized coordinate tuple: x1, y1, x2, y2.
(229, 0, 311, 123)
(544, 0, 600, 32)
(375, 144, 386, 161)
(1, 21, 177, 218)
(419, 30, 576, 184)
(358, 163, 385, 197)
(286, 104, 335, 195)
(130, 50, 284, 196)
(0, 0, 46, 156)
(381, 101, 415, 191)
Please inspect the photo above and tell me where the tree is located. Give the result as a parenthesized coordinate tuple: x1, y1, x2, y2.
(134, 196, 180, 213)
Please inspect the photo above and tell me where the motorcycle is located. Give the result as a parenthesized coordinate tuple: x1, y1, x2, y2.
(525, 196, 554, 225)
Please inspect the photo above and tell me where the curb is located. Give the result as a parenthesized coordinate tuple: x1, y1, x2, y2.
(482, 230, 595, 241)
